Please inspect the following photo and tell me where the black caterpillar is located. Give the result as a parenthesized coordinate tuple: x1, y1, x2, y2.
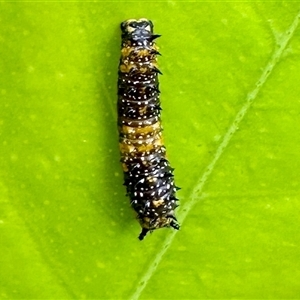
(117, 18, 180, 240)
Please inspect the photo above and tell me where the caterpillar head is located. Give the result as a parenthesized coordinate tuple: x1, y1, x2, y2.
(121, 18, 157, 42)
(121, 18, 153, 35)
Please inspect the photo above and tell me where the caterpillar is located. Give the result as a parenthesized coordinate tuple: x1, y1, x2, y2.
(117, 18, 180, 240)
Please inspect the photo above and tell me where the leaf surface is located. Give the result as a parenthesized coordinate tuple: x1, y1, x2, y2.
(1, 2, 300, 299)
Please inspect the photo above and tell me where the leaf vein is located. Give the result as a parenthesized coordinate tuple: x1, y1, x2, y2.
(129, 10, 300, 300)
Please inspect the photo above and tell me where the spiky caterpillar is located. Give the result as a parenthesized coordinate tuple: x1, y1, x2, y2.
(118, 18, 180, 240)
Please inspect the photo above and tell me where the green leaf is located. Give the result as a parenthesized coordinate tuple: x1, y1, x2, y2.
(1, 2, 300, 299)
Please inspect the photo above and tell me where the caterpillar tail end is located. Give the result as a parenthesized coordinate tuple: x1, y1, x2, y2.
(138, 217, 180, 241)
(138, 228, 149, 241)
